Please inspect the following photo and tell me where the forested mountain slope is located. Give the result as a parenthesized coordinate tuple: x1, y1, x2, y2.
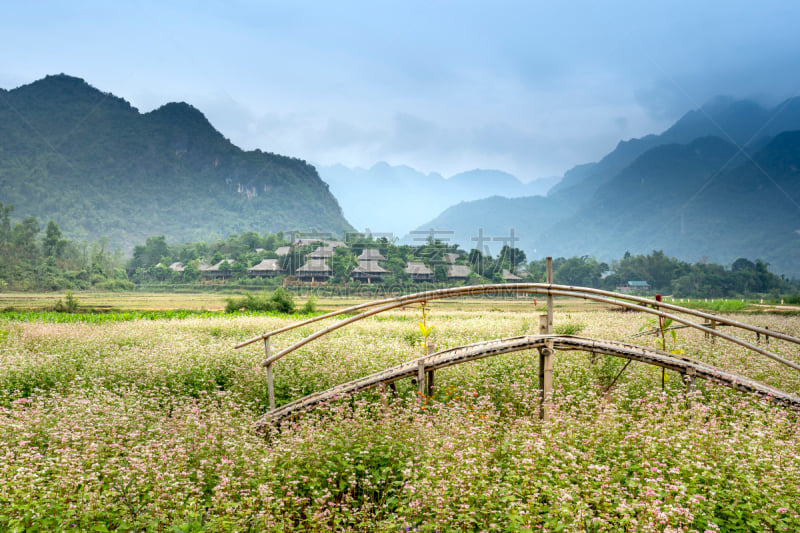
(0, 74, 353, 249)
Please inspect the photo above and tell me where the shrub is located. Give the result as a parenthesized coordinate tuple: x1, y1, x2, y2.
(224, 288, 296, 314)
(52, 290, 80, 313)
(300, 295, 317, 314)
(270, 287, 295, 314)
(224, 293, 271, 313)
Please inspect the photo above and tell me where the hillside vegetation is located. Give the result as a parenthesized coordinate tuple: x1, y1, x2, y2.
(0, 74, 353, 250)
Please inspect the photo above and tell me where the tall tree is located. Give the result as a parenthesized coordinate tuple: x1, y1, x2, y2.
(12, 217, 41, 260)
(43, 220, 66, 258)
(331, 246, 357, 283)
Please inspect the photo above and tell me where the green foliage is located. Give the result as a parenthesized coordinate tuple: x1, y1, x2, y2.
(94, 279, 136, 292)
(42, 220, 66, 258)
(52, 291, 80, 313)
(681, 299, 751, 312)
(224, 288, 295, 314)
(416, 301, 434, 353)
(554, 321, 585, 335)
(300, 295, 317, 314)
(530, 250, 795, 299)
(0, 309, 220, 323)
(270, 287, 295, 314)
(224, 293, 270, 313)
(0, 209, 130, 291)
(330, 246, 357, 283)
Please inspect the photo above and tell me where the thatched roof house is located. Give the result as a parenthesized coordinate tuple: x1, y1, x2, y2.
(351, 260, 388, 283)
(308, 246, 335, 259)
(296, 259, 332, 282)
(203, 259, 235, 279)
(248, 259, 283, 278)
(447, 264, 471, 280)
(357, 249, 386, 261)
(443, 253, 459, 264)
(502, 269, 523, 281)
(405, 261, 434, 282)
(155, 262, 184, 273)
(275, 246, 291, 256)
(617, 281, 650, 294)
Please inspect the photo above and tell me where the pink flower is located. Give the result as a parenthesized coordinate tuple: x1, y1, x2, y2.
(777, 507, 788, 514)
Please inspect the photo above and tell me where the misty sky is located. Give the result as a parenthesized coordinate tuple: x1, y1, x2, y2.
(3, 1, 800, 181)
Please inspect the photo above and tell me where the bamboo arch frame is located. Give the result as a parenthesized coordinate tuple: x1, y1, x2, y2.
(235, 281, 800, 413)
(256, 334, 800, 427)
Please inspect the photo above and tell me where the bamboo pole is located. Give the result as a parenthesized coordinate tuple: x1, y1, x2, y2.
(603, 359, 633, 397)
(546, 258, 553, 335)
(542, 288, 800, 373)
(426, 342, 435, 397)
(539, 339, 554, 420)
(417, 361, 426, 395)
(539, 314, 548, 335)
(538, 313, 549, 419)
(685, 367, 697, 394)
(265, 338, 275, 410)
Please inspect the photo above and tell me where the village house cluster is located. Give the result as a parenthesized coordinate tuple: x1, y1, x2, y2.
(156, 238, 524, 284)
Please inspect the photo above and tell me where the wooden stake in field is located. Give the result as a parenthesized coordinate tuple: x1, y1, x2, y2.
(264, 337, 275, 410)
(539, 257, 554, 420)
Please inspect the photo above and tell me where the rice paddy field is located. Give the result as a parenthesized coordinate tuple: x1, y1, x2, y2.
(1, 298, 800, 532)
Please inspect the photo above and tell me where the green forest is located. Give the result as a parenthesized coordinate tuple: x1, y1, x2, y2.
(0, 203, 131, 292)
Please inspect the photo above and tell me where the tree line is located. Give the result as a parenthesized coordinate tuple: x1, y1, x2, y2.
(0, 203, 131, 292)
(0, 215, 796, 300)
(529, 251, 796, 299)
(125, 230, 797, 299)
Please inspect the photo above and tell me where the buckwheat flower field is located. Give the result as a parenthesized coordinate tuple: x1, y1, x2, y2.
(1, 306, 799, 531)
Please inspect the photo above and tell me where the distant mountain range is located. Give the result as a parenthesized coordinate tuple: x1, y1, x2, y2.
(415, 97, 800, 276)
(3, 75, 799, 276)
(317, 163, 557, 236)
(0, 74, 353, 249)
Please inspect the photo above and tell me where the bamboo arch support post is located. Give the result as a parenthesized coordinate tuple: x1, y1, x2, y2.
(546, 257, 554, 335)
(264, 337, 275, 410)
(416, 343, 436, 397)
(538, 339, 554, 420)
